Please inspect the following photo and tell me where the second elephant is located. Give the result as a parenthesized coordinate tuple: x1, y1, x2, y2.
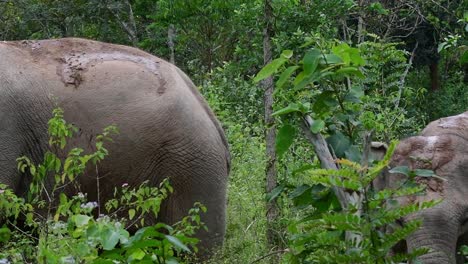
(376, 111, 468, 263)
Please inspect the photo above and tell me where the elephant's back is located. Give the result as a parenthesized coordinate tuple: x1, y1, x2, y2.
(421, 112, 468, 142)
(1, 38, 230, 182)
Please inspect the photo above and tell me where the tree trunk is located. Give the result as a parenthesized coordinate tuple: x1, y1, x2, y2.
(262, 0, 280, 255)
(107, 0, 138, 47)
(430, 62, 440, 91)
(168, 24, 176, 65)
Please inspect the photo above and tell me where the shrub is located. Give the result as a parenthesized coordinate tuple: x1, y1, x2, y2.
(0, 107, 205, 263)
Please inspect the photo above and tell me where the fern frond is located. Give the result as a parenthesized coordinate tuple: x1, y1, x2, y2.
(322, 213, 362, 231)
(379, 219, 422, 252)
(371, 185, 425, 202)
(372, 200, 441, 227)
(386, 247, 430, 263)
(306, 168, 359, 179)
(336, 158, 362, 171)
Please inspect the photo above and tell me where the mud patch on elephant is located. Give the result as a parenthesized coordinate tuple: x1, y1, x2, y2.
(57, 52, 162, 88)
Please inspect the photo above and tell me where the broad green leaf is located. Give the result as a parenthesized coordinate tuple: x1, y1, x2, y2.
(272, 103, 301, 116)
(336, 67, 364, 78)
(72, 214, 91, 227)
(332, 43, 351, 64)
(326, 132, 351, 158)
(276, 124, 296, 157)
(349, 49, 365, 66)
(310, 119, 325, 133)
(320, 54, 343, 65)
(165, 235, 191, 252)
(253, 57, 287, 83)
(345, 145, 361, 162)
(389, 166, 410, 176)
(101, 228, 121, 250)
(276, 66, 299, 89)
(303, 49, 321, 75)
(294, 71, 320, 90)
(129, 248, 145, 260)
(289, 185, 313, 209)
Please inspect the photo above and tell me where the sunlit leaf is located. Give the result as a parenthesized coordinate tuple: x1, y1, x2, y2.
(254, 57, 287, 83)
(276, 66, 299, 89)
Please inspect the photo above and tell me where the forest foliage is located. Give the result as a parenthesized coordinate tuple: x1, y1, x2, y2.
(0, 0, 467, 263)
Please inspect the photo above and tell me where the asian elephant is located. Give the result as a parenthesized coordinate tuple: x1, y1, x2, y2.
(0, 38, 230, 253)
(374, 111, 468, 263)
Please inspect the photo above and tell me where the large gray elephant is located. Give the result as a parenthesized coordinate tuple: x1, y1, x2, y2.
(375, 111, 468, 263)
(0, 38, 230, 253)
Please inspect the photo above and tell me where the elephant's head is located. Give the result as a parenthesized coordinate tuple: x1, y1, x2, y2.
(372, 114, 468, 264)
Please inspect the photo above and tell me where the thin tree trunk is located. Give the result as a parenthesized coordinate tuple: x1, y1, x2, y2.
(262, 0, 280, 254)
(301, 116, 348, 209)
(168, 24, 176, 65)
(356, 0, 366, 43)
(107, 0, 138, 46)
(430, 62, 440, 91)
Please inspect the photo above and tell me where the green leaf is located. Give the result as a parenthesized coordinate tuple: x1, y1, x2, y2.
(72, 214, 91, 227)
(294, 71, 320, 90)
(276, 124, 296, 157)
(310, 119, 325, 133)
(166, 259, 180, 264)
(254, 57, 287, 83)
(129, 248, 146, 260)
(272, 103, 301, 116)
(437, 42, 447, 53)
(281, 49, 293, 59)
(128, 209, 136, 220)
(165, 235, 191, 253)
(267, 185, 285, 202)
(276, 66, 299, 89)
(320, 54, 343, 65)
(414, 169, 446, 181)
(389, 166, 410, 176)
(326, 132, 351, 158)
(0, 226, 11, 243)
(335, 67, 364, 78)
(345, 145, 361, 162)
(414, 169, 436, 177)
(460, 50, 468, 65)
(101, 228, 121, 250)
(313, 91, 337, 114)
(303, 49, 321, 75)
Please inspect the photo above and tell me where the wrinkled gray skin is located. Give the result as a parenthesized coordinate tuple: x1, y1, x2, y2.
(373, 112, 468, 263)
(0, 38, 230, 254)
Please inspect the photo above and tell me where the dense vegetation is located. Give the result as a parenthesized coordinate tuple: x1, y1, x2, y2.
(0, 0, 467, 263)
